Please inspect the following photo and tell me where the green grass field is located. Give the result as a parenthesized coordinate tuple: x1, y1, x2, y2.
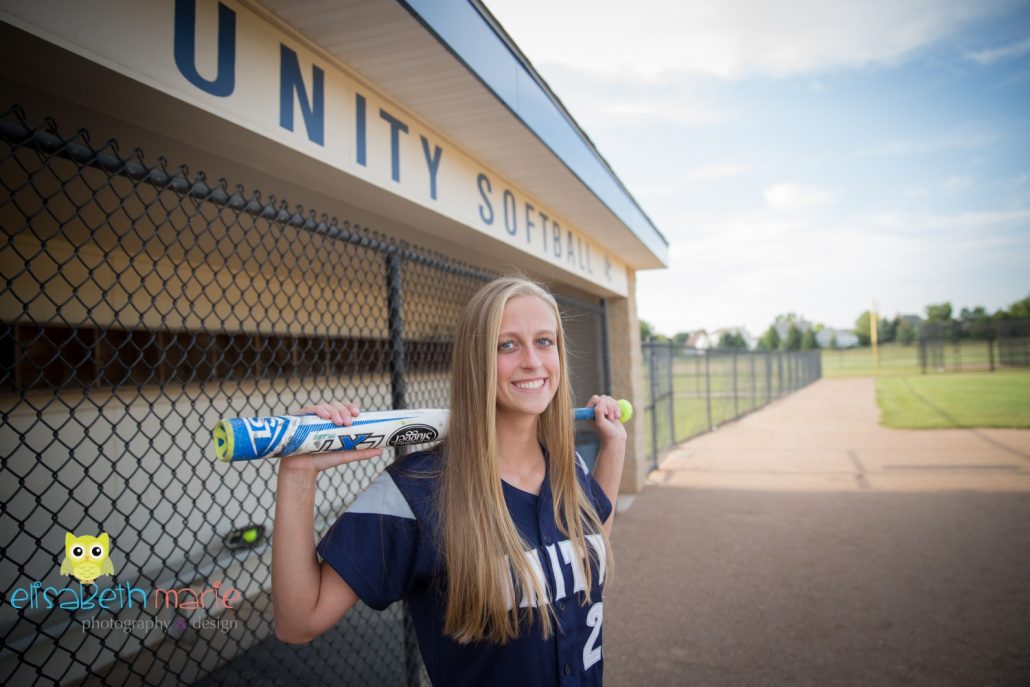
(821, 343, 922, 377)
(821, 340, 1002, 377)
(877, 370, 1030, 429)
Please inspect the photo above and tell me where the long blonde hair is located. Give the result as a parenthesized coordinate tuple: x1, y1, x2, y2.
(437, 276, 613, 644)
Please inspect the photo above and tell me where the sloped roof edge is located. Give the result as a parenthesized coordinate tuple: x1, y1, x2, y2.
(396, 0, 669, 266)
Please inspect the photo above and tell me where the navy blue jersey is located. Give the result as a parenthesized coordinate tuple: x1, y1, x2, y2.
(316, 448, 613, 687)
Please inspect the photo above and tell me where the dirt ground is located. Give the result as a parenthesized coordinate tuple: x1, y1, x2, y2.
(605, 377, 1030, 686)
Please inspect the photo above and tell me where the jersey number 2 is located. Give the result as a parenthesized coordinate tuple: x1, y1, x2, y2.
(583, 602, 603, 669)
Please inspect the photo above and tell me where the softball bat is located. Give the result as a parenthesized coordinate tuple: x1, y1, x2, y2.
(213, 400, 633, 463)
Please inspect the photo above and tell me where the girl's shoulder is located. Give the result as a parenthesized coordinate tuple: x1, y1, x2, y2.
(388, 445, 445, 480)
(383, 446, 445, 520)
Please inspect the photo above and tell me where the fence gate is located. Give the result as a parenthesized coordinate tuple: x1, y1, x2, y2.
(0, 107, 608, 686)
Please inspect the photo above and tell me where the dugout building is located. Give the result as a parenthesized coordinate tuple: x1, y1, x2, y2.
(0, 1, 669, 684)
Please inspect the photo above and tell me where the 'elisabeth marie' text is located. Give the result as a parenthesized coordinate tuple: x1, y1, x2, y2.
(7, 580, 241, 611)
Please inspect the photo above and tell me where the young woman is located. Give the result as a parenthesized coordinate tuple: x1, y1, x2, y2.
(272, 276, 627, 686)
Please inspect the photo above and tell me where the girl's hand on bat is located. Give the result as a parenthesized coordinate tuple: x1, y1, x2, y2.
(587, 394, 628, 446)
(297, 400, 362, 426)
(279, 401, 383, 474)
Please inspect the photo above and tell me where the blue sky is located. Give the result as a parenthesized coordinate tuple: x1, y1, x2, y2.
(482, 0, 1030, 337)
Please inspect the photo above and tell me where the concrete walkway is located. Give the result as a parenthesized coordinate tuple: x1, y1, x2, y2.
(605, 377, 1030, 686)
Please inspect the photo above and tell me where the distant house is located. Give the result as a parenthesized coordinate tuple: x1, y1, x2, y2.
(686, 330, 711, 350)
(816, 328, 860, 348)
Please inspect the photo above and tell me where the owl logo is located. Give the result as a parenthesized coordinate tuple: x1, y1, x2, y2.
(60, 532, 115, 585)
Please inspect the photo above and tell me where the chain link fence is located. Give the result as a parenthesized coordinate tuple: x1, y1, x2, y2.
(0, 105, 607, 686)
(641, 343, 822, 468)
(919, 318, 1030, 373)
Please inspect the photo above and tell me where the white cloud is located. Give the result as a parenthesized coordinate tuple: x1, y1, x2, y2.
(763, 183, 837, 209)
(533, 66, 726, 133)
(483, 0, 1014, 81)
(600, 99, 723, 126)
(966, 36, 1030, 64)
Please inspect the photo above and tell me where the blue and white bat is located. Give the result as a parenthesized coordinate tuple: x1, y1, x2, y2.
(213, 401, 632, 463)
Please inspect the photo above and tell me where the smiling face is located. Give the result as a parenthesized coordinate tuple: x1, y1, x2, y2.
(494, 295, 561, 421)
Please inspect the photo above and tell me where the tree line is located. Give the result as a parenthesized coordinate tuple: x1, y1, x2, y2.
(854, 293, 1030, 345)
(640, 292, 1030, 351)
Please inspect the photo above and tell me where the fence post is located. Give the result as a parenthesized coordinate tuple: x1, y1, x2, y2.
(956, 326, 962, 373)
(765, 352, 771, 404)
(696, 354, 701, 396)
(649, 344, 659, 469)
(385, 252, 407, 410)
(732, 350, 738, 419)
(386, 252, 425, 687)
(705, 350, 712, 431)
(667, 343, 676, 444)
(750, 352, 756, 413)
(777, 353, 783, 397)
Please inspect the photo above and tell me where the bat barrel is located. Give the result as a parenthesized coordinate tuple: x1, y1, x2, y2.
(213, 411, 448, 462)
(213, 416, 298, 463)
(213, 402, 632, 463)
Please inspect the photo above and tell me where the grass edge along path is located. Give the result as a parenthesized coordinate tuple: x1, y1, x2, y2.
(877, 370, 1030, 429)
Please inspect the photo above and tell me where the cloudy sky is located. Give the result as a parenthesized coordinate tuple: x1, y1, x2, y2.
(482, 0, 1030, 337)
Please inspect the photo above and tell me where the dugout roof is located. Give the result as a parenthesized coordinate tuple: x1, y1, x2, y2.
(256, 0, 669, 270)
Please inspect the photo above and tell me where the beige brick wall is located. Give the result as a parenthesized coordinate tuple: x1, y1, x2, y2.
(607, 269, 648, 493)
